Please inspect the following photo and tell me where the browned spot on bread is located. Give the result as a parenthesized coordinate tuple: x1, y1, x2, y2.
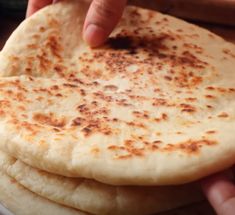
(185, 97, 197, 102)
(10, 178, 17, 184)
(33, 113, 66, 128)
(117, 154, 133, 159)
(223, 49, 235, 58)
(164, 76, 172, 81)
(91, 147, 100, 155)
(27, 44, 38, 49)
(0, 110, 5, 116)
(46, 35, 62, 58)
(180, 103, 196, 113)
(32, 34, 40, 40)
(206, 86, 215, 91)
(127, 121, 146, 129)
(152, 98, 167, 106)
(206, 130, 217, 134)
(164, 139, 217, 154)
(82, 127, 92, 136)
(205, 95, 216, 99)
(217, 88, 227, 93)
(76, 116, 112, 137)
(0, 100, 11, 109)
(104, 85, 118, 91)
(47, 17, 59, 28)
(109, 138, 217, 159)
(71, 117, 85, 126)
(55, 93, 62, 97)
(181, 51, 207, 69)
(79, 89, 86, 96)
(208, 87, 235, 94)
(153, 140, 162, 144)
(116, 99, 131, 107)
(39, 26, 46, 32)
(162, 113, 168, 120)
(183, 43, 204, 54)
(218, 112, 229, 118)
(18, 121, 41, 135)
(53, 128, 61, 132)
(132, 111, 149, 119)
(15, 92, 26, 102)
(156, 132, 162, 136)
(63, 83, 77, 88)
(54, 64, 67, 77)
(37, 51, 51, 71)
(93, 91, 113, 102)
(50, 85, 59, 90)
(18, 105, 26, 111)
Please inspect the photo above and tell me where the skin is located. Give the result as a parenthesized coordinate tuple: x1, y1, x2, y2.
(26, 1, 235, 214)
(201, 170, 235, 215)
(26, 0, 127, 47)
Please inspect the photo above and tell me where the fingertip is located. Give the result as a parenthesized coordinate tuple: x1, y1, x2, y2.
(26, 0, 53, 18)
(200, 171, 235, 215)
(200, 171, 233, 192)
(26, 4, 33, 18)
(83, 24, 107, 47)
(83, 0, 127, 47)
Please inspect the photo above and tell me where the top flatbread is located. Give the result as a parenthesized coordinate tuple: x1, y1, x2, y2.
(0, 0, 235, 185)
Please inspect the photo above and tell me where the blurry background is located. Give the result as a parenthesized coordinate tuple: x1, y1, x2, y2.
(0, 0, 27, 48)
(0, 0, 27, 17)
(130, 0, 235, 26)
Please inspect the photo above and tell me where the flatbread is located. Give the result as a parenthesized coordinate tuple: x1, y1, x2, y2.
(0, 150, 203, 215)
(0, 169, 88, 215)
(0, 0, 235, 185)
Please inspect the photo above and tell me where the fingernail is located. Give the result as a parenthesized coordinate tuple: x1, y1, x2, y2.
(83, 24, 107, 47)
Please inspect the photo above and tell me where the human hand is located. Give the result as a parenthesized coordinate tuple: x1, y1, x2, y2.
(201, 170, 235, 215)
(26, 0, 127, 47)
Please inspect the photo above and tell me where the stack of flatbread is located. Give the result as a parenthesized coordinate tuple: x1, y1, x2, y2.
(0, 0, 234, 214)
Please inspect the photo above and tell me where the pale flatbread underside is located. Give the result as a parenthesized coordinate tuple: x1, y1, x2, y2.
(0, 169, 87, 215)
(0, 150, 203, 215)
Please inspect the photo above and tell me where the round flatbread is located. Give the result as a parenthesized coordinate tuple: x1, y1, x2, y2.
(0, 0, 235, 185)
(0, 150, 203, 215)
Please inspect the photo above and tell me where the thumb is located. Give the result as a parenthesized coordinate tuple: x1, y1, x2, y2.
(83, 0, 127, 47)
(201, 170, 235, 215)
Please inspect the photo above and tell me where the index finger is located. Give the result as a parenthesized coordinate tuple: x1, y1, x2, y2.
(83, 0, 127, 47)
(26, 0, 53, 17)
(201, 171, 235, 215)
